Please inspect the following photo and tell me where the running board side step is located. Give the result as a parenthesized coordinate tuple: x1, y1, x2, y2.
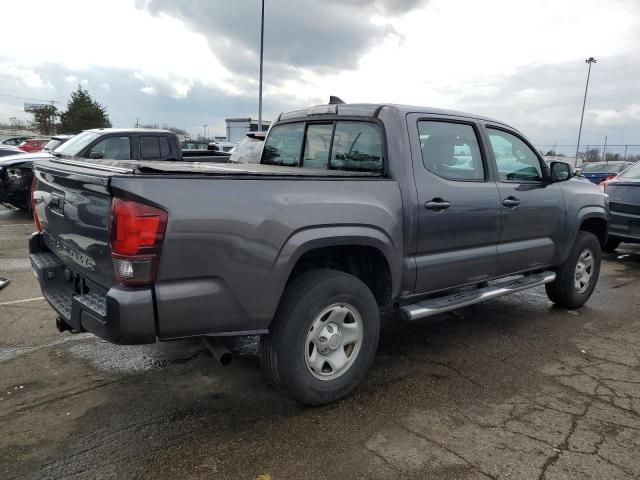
(400, 271, 556, 321)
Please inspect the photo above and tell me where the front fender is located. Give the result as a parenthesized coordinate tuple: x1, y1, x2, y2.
(558, 205, 607, 263)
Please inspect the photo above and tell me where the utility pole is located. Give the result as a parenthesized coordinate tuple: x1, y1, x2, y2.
(135, 117, 139, 128)
(50, 100, 56, 134)
(258, 0, 265, 131)
(202, 124, 208, 140)
(575, 57, 597, 163)
(602, 136, 608, 162)
(624, 145, 628, 161)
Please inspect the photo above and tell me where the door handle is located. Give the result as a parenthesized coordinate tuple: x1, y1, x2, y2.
(424, 198, 451, 211)
(502, 196, 521, 208)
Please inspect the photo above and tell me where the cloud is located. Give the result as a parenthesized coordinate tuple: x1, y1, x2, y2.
(448, 55, 640, 153)
(140, 85, 157, 95)
(141, 0, 428, 82)
(589, 104, 640, 127)
(64, 74, 77, 82)
(0, 65, 44, 88)
(0, 61, 302, 138)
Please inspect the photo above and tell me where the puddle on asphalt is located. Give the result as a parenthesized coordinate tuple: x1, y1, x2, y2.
(66, 338, 204, 372)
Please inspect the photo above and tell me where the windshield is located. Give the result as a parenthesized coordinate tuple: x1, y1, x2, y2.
(581, 162, 627, 173)
(618, 161, 640, 180)
(54, 131, 100, 157)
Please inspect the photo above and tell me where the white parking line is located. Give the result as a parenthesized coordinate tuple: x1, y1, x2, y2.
(0, 297, 44, 306)
(0, 223, 34, 227)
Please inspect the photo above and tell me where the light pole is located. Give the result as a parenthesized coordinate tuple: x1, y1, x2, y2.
(575, 57, 597, 163)
(258, 0, 265, 131)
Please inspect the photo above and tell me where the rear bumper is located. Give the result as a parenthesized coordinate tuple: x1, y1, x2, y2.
(29, 233, 157, 344)
(608, 208, 640, 244)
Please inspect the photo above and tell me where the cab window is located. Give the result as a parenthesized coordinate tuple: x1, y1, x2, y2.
(418, 121, 484, 181)
(262, 122, 305, 166)
(88, 136, 131, 160)
(487, 129, 543, 182)
(261, 120, 384, 172)
(331, 121, 384, 172)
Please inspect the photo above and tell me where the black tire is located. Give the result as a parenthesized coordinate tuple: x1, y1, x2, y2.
(260, 269, 380, 406)
(603, 237, 621, 253)
(546, 231, 601, 309)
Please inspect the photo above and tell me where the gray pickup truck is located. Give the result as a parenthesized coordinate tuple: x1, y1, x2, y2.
(30, 103, 607, 405)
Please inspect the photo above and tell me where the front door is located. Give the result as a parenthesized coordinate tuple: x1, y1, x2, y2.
(484, 126, 566, 275)
(408, 115, 502, 294)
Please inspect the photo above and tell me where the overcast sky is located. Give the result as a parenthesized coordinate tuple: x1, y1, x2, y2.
(1, 0, 639, 153)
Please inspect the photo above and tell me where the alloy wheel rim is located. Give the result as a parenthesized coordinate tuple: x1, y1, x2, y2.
(574, 248, 594, 294)
(304, 303, 363, 381)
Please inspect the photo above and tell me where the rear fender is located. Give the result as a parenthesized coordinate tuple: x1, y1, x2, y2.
(263, 225, 401, 318)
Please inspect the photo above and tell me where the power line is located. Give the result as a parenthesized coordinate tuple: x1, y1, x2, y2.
(0, 92, 60, 103)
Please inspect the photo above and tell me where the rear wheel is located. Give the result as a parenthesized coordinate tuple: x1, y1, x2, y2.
(546, 231, 601, 309)
(260, 269, 380, 405)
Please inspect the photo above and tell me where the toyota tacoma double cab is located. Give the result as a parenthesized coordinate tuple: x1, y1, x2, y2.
(30, 102, 607, 405)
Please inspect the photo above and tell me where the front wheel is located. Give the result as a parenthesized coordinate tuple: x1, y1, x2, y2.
(546, 231, 601, 309)
(260, 269, 380, 406)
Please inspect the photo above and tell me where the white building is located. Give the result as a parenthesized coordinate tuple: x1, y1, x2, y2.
(225, 118, 271, 143)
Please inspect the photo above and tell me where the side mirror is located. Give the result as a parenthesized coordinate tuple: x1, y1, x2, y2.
(550, 161, 571, 182)
(89, 151, 104, 159)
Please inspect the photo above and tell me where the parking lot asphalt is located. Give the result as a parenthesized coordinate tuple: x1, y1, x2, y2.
(1, 204, 640, 480)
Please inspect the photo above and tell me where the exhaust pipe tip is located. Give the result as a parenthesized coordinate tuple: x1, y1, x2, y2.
(202, 337, 233, 366)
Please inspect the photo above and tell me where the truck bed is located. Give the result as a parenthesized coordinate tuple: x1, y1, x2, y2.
(42, 157, 382, 177)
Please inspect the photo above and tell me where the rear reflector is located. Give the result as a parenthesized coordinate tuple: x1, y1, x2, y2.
(109, 197, 167, 285)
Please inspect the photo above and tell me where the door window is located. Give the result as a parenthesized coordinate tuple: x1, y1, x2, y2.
(89, 137, 131, 160)
(487, 129, 543, 182)
(418, 121, 484, 181)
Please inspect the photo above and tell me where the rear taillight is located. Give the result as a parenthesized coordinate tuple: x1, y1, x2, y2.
(598, 175, 616, 190)
(109, 197, 167, 285)
(31, 177, 41, 232)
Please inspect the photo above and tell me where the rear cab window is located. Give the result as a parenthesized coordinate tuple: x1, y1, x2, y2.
(140, 136, 171, 160)
(262, 120, 384, 172)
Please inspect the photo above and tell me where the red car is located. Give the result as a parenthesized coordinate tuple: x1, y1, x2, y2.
(18, 138, 48, 153)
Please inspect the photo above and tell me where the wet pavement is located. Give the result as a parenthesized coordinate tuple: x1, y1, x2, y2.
(1, 205, 640, 479)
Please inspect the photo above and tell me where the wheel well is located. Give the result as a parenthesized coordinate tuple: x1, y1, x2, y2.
(580, 217, 607, 246)
(289, 245, 392, 306)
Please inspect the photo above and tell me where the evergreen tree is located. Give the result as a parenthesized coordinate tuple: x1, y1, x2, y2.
(33, 105, 58, 135)
(59, 85, 111, 133)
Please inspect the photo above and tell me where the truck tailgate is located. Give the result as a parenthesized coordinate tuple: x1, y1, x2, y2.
(32, 159, 116, 289)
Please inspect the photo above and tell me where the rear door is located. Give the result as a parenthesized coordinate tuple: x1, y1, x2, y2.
(407, 114, 501, 293)
(483, 125, 565, 274)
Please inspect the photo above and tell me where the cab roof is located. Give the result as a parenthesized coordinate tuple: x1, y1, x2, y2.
(277, 103, 512, 128)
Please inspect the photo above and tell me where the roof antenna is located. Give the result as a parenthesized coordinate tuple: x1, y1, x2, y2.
(329, 96, 345, 105)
